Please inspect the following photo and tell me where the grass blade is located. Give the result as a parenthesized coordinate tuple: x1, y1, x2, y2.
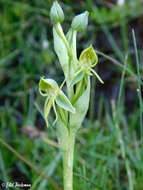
(132, 29, 143, 142)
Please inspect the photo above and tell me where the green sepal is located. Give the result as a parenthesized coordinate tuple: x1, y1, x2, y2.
(79, 45, 98, 65)
(56, 90, 75, 113)
(39, 77, 58, 91)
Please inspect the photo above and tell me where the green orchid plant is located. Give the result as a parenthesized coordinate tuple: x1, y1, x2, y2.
(39, 1, 103, 190)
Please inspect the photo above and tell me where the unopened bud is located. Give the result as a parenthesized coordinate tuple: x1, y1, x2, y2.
(71, 11, 89, 32)
(50, 1, 64, 24)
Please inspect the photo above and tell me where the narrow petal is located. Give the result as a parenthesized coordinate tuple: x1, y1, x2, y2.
(90, 68, 104, 84)
(60, 79, 66, 90)
(44, 98, 53, 127)
(52, 100, 58, 125)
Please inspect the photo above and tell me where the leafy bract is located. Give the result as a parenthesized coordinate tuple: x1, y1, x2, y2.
(53, 27, 69, 79)
(70, 69, 84, 86)
(56, 91, 75, 113)
(70, 77, 90, 129)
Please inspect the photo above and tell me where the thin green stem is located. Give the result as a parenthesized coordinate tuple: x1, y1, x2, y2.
(55, 23, 72, 59)
(62, 130, 75, 190)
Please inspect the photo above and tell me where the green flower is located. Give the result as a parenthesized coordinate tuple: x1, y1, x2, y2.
(39, 77, 75, 127)
(71, 45, 104, 86)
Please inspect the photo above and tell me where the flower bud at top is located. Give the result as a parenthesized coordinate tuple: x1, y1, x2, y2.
(71, 11, 89, 32)
(50, 1, 64, 24)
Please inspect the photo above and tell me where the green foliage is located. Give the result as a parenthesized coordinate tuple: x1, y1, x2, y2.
(0, 0, 143, 190)
(91, 0, 143, 27)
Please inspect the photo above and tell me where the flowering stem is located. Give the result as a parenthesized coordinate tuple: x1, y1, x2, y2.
(62, 129, 75, 190)
(40, 3, 103, 190)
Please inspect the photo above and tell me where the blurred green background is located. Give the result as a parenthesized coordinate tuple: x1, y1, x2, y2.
(0, 0, 143, 189)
